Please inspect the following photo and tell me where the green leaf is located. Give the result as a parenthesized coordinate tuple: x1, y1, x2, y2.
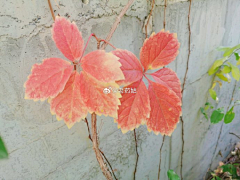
(200, 107, 208, 120)
(208, 59, 224, 75)
(210, 108, 224, 124)
(234, 52, 240, 61)
(222, 65, 231, 74)
(224, 48, 235, 57)
(221, 164, 237, 175)
(228, 62, 240, 81)
(215, 177, 221, 180)
(224, 44, 240, 57)
(216, 72, 228, 82)
(205, 102, 213, 111)
(216, 46, 230, 52)
(209, 89, 217, 100)
(167, 170, 180, 180)
(237, 59, 240, 66)
(0, 137, 8, 159)
(224, 107, 235, 124)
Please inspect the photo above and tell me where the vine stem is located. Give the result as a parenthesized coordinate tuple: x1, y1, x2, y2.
(100, 0, 135, 50)
(90, 1, 135, 177)
(158, 1, 167, 178)
(133, 129, 139, 180)
(229, 132, 240, 140)
(158, 135, 165, 180)
(180, 0, 192, 179)
(84, 118, 117, 180)
(145, 0, 155, 39)
(91, 113, 113, 180)
(47, 0, 55, 21)
(163, 0, 167, 29)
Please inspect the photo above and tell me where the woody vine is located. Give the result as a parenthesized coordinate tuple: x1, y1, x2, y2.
(23, 0, 182, 180)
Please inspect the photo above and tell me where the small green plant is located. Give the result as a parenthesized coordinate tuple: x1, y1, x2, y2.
(211, 164, 240, 180)
(201, 44, 240, 124)
(0, 136, 8, 159)
(167, 169, 180, 180)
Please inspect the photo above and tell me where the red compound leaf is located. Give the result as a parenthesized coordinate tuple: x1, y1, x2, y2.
(81, 50, 124, 83)
(140, 30, 180, 71)
(24, 58, 73, 101)
(112, 49, 143, 86)
(115, 80, 150, 133)
(79, 72, 121, 119)
(146, 80, 182, 136)
(52, 16, 84, 62)
(49, 71, 88, 128)
(151, 68, 182, 100)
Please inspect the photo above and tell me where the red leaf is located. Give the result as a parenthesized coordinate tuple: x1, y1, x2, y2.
(151, 68, 181, 99)
(52, 16, 84, 62)
(140, 30, 180, 71)
(24, 58, 73, 101)
(49, 71, 88, 128)
(81, 50, 124, 83)
(146, 81, 182, 136)
(112, 49, 143, 86)
(79, 72, 121, 118)
(116, 80, 150, 133)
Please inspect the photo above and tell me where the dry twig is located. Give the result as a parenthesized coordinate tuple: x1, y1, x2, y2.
(91, 113, 113, 180)
(100, 0, 135, 50)
(180, 0, 192, 179)
(133, 130, 139, 180)
(145, 0, 155, 39)
(47, 0, 55, 21)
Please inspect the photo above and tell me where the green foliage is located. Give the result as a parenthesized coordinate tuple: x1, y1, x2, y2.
(167, 170, 180, 180)
(234, 52, 240, 61)
(200, 102, 214, 120)
(210, 108, 224, 124)
(209, 89, 217, 100)
(228, 62, 240, 81)
(222, 65, 231, 73)
(211, 176, 221, 180)
(224, 106, 235, 124)
(208, 58, 225, 75)
(0, 137, 8, 159)
(201, 102, 239, 124)
(201, 43, 240, 125)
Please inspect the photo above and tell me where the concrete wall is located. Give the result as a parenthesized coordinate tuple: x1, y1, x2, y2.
(1, 0, 240, 179)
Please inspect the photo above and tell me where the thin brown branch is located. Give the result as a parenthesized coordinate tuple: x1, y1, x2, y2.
(133, 129, 139, 180)
(47, 0, 55, 21)
(229, 132, 240, 140)
(100, 0, 135, 50)
(158, 2, 167, 175)
(99, 149, 118, 180)
(181, 0, 192, 94)
(91, 113, 113, 180)
(163, 0, 167, 29)
(145, 0, 155, 39)
(180, 116, 185, 179)
(158, 135, 165, 180)
(84, 118, 92, 141)
(180, 1, 192, 179)
(89, 1, 134, 179)
(85, 117, 117, 179)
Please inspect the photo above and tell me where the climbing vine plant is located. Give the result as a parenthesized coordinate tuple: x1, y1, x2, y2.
(24, 1, 182, 179)
(201, 44, 240, 124)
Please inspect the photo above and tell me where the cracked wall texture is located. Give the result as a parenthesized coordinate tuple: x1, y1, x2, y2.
(0, 0, 240, 180)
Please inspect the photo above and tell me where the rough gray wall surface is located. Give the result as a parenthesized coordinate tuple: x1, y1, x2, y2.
(0, 0, 240, 180)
